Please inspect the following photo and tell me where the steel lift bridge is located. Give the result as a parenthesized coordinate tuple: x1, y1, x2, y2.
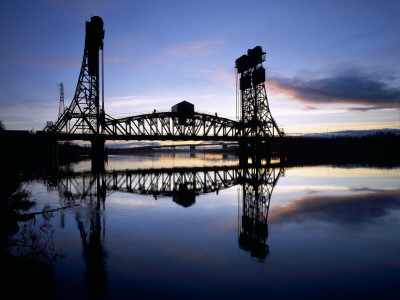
(44, 16, 284, 162)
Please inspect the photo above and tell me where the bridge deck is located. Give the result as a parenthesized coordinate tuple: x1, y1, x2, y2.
(45, 111, 283, 140)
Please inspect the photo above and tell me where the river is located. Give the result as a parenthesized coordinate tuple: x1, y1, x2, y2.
(2, 153, 400, 299)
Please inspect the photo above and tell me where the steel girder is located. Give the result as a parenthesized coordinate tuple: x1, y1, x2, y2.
(102, 112, 241, 140)
(240, 70, 283, 138)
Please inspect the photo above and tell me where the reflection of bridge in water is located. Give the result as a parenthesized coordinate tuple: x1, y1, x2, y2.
(45, 165, 283, 295)
(47, 165, 284, 260)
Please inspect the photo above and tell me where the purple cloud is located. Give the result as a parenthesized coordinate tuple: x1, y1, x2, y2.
(268, 70, 400, 110)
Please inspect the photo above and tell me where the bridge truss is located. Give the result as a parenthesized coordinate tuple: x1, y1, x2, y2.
(104, 111, 240, 140)
(235, 46, 283, 138)
(44, 16, 283, 143)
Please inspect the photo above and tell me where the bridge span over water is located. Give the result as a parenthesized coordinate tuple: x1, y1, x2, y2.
(43, 16, 284, 156)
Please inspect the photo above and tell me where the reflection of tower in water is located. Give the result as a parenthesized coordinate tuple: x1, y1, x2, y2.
(51, 164, 283, 287)
(76, 174, 107, 295)
(57, 173, 108, 296)
(238, 167, 283, 261)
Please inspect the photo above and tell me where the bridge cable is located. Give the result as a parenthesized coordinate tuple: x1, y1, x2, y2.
(101, 47, 105, 123)
(236, 68, 239, 122)
(236, 68, 238, 121)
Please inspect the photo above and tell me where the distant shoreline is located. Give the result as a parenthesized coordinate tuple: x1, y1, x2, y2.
(1, 131, 399, 173)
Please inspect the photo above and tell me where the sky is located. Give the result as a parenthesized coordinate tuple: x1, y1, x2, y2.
(0, 0, 399, 135)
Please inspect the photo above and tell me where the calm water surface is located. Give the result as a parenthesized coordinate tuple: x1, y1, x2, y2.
(6, 153, 400, 299)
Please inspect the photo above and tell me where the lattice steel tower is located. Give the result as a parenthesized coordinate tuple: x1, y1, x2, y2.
(57, 82, 65, 119)
(49, 16, 106, 134)
(235, 46, 283, 138)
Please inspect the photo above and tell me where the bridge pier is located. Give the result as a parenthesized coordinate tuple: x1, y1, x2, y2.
(91, 137, 107, 172)
(190, 145, 196, 158)
(51, 138, 59, 167)
(239, 139, 271, 166)
(238, 138, 287, 166)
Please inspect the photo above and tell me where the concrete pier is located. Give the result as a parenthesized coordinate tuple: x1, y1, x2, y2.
(91, 137, 107, 172)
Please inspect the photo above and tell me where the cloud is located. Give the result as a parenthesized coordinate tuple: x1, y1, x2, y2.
(347, 105, 392, 112)
(198, 67, 235, 87)
(43, 0, 116, 18)
(107, 96, 164, 108)
(268, 70, 400, 110)
(105, 34, 136, 64)
(140, 39, 225, 68)
(270, 189, 400, 226)
(386, 28, 400, 37)
(302, 105, 318, 111)
(106, 96, 183, 115)
(0, 45, 79, 69)
(105, 55, 128, 63)
(39, 53, 81, 68)
(164, 39, 224, 58)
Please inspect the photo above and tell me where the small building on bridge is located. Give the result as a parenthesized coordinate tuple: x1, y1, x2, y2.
(171, 101, 194, 114)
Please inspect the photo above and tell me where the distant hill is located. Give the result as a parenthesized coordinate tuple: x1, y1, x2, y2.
(302, 128, 400, 138)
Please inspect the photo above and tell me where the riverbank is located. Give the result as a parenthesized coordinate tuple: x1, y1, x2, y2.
(284, 134, 400, 167)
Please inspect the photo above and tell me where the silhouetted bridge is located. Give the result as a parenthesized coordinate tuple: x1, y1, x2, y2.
(42, 16, 284, 163)
(45, 111, 242, 141)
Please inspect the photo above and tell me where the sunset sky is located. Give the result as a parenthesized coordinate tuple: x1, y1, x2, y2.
(1, 0, 399, 135)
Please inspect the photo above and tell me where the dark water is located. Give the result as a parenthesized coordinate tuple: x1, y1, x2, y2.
(3, 153, 400, 299)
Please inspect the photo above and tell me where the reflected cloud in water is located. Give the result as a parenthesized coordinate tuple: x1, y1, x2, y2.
(3, 155, 399, 299)
(68, 152, 239, 172)
(270, 189, 400, 226)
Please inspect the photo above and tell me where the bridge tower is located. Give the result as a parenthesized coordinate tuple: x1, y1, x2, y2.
(49, 16, 105, 135)
(235, 46, 283, 138)
(46, 16, 107, 170)
(235, 46, 284, 165)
